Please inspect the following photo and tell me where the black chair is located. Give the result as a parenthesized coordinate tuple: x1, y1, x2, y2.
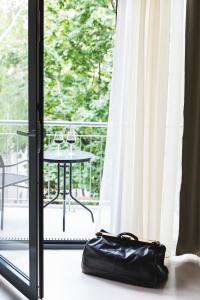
(0, 155, 28, 230)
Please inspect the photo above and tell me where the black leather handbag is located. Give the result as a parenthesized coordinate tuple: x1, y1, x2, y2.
(82, 230, 168, 288)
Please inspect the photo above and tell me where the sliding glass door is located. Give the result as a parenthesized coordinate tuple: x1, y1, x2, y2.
(0, 0, 43, 299)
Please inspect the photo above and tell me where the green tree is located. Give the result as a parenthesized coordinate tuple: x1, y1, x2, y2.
(43, 0, 116, 200)
(44, 0, 116, 122)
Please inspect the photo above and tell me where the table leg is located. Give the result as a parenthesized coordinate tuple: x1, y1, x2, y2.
(63, 163, 67, 232)
(43, 163, 61, 208)
(69, 163, 94, 223)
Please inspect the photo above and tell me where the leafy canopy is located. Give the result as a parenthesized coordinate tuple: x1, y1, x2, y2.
(44, 0, 116, 122)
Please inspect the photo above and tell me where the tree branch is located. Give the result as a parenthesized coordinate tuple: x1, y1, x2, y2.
(110, 0, 116, 13)
(98, 62, 101, 97)
(0, 8, 23, 44)
(98, 63, 101, 83)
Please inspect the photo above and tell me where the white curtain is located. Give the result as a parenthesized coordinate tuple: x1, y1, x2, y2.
(97, 0, 186, 255)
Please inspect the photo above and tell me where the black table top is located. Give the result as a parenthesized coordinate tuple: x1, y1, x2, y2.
(44, 150, 94, 163)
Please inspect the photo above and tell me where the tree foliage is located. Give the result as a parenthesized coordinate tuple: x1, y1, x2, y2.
(0, 0, 28, 124)
(43, 0, 116, 199)
(44, 0, 116, 122)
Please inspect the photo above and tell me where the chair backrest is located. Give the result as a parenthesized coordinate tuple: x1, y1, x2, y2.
(0, 155, 4, 168)
(0, 156, 5, 185)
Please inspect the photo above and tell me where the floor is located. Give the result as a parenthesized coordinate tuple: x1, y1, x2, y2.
(0, 251, 200, 300)
(0, 205, 100, 276)
(0, 205, 100, 240)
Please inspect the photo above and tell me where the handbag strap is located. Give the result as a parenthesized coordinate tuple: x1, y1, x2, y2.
(96, 230, 139, 241)
(117, 232, 139, 241)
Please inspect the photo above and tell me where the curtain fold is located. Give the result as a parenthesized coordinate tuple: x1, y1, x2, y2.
(98, 0, 186, 255)
(176, 0, 200, 256)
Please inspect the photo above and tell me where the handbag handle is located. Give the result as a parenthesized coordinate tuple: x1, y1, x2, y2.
(117, 232, 139, 241)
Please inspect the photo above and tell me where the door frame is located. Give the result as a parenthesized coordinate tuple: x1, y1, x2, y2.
(0, 0, 44, 299)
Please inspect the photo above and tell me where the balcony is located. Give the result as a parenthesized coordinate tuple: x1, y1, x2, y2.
(0, 120, 109, 241)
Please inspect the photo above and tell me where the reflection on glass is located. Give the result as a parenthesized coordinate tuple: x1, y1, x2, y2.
(0, 0, 29, 276)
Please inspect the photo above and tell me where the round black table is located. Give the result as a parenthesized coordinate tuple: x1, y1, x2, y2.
(44, 150, 95, 232)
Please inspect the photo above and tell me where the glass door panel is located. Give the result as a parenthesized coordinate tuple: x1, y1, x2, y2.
(0, 0, 43, 299)
(0, 0, 29, 276)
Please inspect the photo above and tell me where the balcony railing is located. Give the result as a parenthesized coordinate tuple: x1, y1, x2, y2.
(0, 120, 108, 206)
